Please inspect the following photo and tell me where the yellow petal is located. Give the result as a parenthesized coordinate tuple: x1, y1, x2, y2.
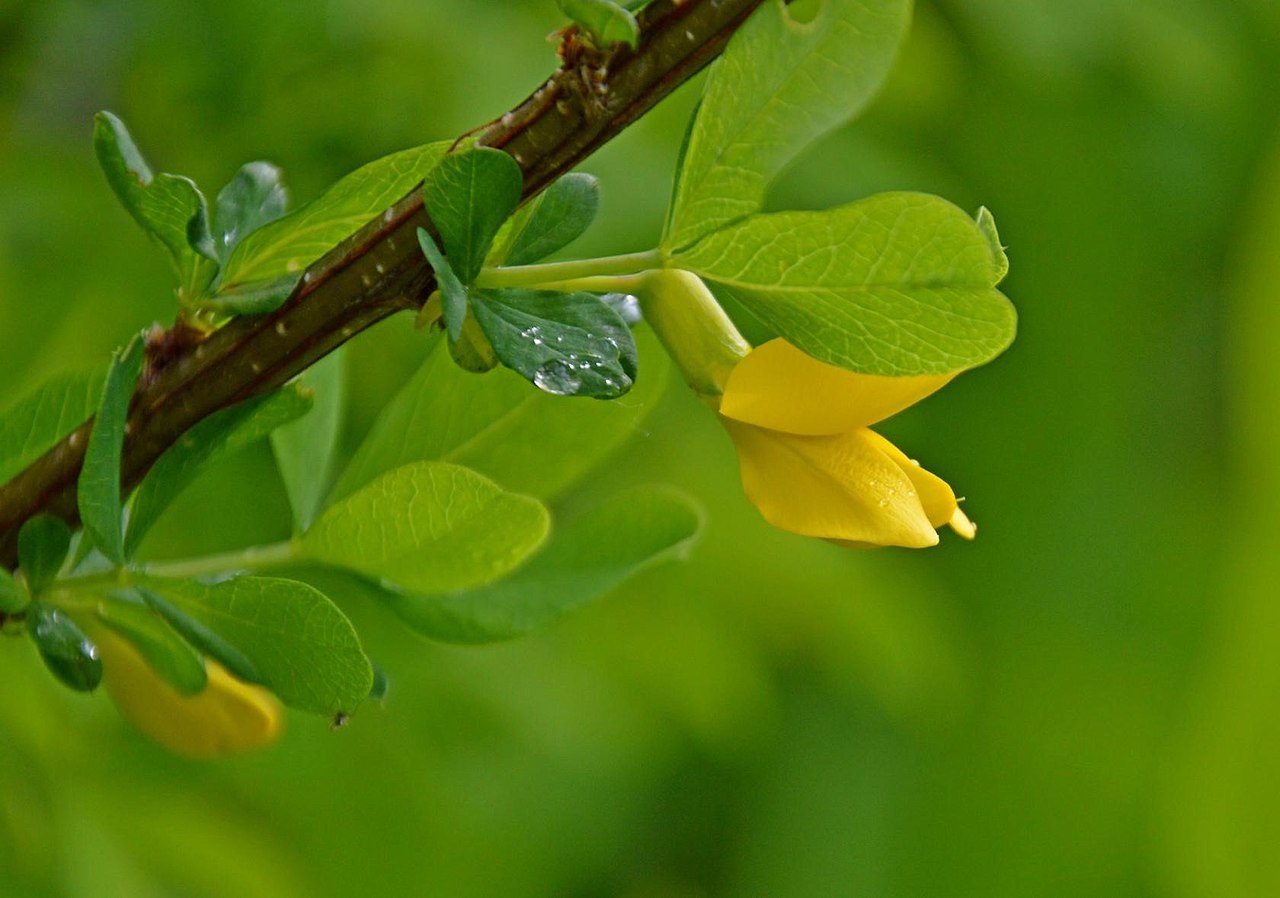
(96, 629, 283, 759)
(719, 339, 955, 435)
(863, 430, 966, 531)
(949, 505, 977, 540)
(722, 419, 941, 548)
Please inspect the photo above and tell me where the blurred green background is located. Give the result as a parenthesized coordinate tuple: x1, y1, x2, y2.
(3, 0, 1280, 895)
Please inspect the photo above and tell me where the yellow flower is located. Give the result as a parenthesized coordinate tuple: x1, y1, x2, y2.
(632, 269, 973, 548)
(95, 627, 283, 758)
(717, 339, 975, 548)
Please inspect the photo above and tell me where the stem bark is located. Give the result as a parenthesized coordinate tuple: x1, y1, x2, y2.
(0, 0, 768, 570)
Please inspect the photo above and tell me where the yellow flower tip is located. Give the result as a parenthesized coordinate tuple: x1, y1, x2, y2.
(949, 504, 977, 540)
(723, 420, 948, 549)
(96, 629, 283, 759)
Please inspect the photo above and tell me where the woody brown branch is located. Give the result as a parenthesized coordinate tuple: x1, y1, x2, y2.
(0, 0, 768, 570)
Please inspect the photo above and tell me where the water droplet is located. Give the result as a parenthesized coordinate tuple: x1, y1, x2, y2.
(604, 372, 633, 395)
(533, 359, 582, 396)
(602, 293, 642, 324)
(588, 335, 620, 360)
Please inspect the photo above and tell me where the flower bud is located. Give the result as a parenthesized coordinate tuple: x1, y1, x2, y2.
(96, 627, 282, 758)
(632, 269, 750, 397)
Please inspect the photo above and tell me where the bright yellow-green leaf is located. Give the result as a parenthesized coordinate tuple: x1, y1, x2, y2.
(663, 0, 910, 251)
(94, 589, 208, 695)
(556, 0, 640, 48)
(271, 350, 346, 533)
(125, 386, 313, 557)
(93, 111, 218, 297)
(387, 486, 702, 643)
(136, 576, 371, 715)
(331, 329, 669, 503)
(78, 334, 145, 564)
(305, 461, 549, 594)
(219, 141, 449, 287)
(0, 369, 104, 485)
(675, 193, 1016, 376)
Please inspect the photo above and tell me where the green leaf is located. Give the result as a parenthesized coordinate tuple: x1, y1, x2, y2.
(219, 141, 449, 287)
(662, 0, 911, 251)
(501, 173, 600, 266)
(28, 602, 102, 692)
(447, 312, 499, 374)
(93, 589, 207, 695)
(136, 576, 371, 715)
(976, 205, 1010, 284)
(125, 386, 313, 558)
(0, 567, 26, 614)
(331, 327, 669, 502)
(471, 289, 637, 398)
(136, 588, 260, 684)
(271, 350, 345, 533)
(213, 161, 288, 262)
(200, 273, 299, 317)
(556, 0, 640, 48)
(16, 516, 71, 596)
(368, 663, 389, 701)
(78, 334, 145, 565)
(93, 111, 217, 295)
(0, 369, 105, 485)
(674, 193, 1017, 375)
(417, 228, 470, 343)
(387, 485, 703, 643)
(421, 148, 523, 285)
(305, 461, 550, 594)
